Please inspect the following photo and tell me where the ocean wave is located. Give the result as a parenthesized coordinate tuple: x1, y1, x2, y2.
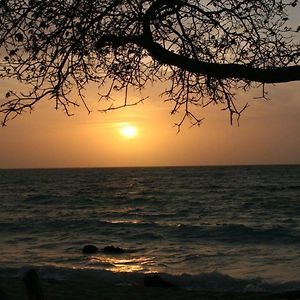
(248, 184, 300, 192)
(0, 266, 299, 293)
(23, 193, 56, 203)
(1, 166, 300, 290)
(1, 217, 298, 246)
(174, 223, 300, 244)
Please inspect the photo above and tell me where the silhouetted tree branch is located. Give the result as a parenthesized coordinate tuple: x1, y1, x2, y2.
(0, 0, 300, 126)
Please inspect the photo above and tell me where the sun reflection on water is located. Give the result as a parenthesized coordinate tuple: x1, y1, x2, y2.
(109, 219, 141, 224)
(89, 255, 155, 273)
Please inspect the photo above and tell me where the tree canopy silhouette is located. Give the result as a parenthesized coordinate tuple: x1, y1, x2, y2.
(1, 0, 300, 126)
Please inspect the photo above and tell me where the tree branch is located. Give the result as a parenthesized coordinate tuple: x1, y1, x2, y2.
(139, 39, 300, 83)
(95, 33, 300, 84)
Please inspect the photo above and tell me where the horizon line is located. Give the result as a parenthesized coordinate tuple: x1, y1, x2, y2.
(1, 162, 299, 171)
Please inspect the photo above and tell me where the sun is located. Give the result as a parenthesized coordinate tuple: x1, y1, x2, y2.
(120, 125, 138, 139)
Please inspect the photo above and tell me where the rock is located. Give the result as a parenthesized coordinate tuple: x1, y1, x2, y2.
(102, 245, 125, 254)
(144, 274, 173, 288)
(23, 269, 44, 300)
(82, 244, 98, 254)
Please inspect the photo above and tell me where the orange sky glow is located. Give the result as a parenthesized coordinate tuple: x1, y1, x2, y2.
(0, 80, 299, 169)
(1, 4, 300, 169)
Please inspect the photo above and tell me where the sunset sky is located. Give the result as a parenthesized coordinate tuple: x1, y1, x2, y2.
(1, 4, 300, 169)
(1, 80, 299, 169)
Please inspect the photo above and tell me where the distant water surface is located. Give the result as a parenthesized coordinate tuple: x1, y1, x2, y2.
(0, 165, 299, 291)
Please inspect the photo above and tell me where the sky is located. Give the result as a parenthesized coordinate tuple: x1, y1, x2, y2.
(1, 6, 300, 169)
(0, 79, 299, 169)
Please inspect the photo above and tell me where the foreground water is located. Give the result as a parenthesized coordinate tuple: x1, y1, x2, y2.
(0, 165, 299, 292)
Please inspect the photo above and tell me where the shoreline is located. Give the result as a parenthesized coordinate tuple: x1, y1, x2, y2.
(1, 266, 300, 294)
(1, 268, 300, 300)
(1, 276, 300, 300)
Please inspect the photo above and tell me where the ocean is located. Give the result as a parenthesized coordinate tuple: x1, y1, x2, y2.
(0, 165, 299, 292)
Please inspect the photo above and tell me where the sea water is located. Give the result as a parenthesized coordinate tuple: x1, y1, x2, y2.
(0, 165, 299, 292)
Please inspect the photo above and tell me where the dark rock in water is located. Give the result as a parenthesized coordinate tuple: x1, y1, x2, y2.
(102, 245, 125, 254)
(0, 288, 11, 300)
(82, 244, 98, 254)
(23, 269, 44, 300)
(144, 274, 173, 288)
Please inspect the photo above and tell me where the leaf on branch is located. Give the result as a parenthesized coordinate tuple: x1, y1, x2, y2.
(9, 50, 17, 56)
(40, 21, 47, 29)
(291, 0, 298, 7)
(15, 32, 24, 42)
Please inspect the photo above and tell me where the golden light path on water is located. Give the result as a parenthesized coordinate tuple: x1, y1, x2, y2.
(109, 219, 141, 224)
(89, 256, 155, 273)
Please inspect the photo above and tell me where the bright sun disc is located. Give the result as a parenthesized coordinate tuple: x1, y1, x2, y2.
(120, 125, 138, 139)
